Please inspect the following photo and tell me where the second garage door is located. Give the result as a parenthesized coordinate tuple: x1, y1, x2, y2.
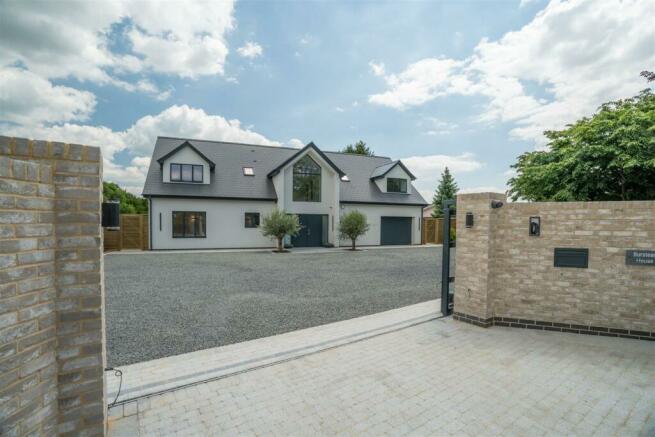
(380, 217, 412, 245)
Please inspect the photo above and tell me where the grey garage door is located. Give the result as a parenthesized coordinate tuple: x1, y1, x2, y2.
(380, 217, 412, 245)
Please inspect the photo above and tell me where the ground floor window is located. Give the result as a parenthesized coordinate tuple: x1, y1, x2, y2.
(172, 211, 206, 238)
(244, 212, 260, 228)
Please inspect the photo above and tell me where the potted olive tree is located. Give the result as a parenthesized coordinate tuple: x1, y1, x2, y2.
(338, 210, 370, 250)
(261, 208, 301, 252)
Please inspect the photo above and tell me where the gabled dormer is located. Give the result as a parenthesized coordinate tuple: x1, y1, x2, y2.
(267, 141, 345, 210)
(370, 160, 416, 194)
(157, 141, 215, 185)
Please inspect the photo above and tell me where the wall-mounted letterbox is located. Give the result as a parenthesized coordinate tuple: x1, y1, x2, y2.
(529, 216, 540, 236)
(554, 248, 588, 268)
(102, 201, 120, 230)
(465, 212, 474, 228)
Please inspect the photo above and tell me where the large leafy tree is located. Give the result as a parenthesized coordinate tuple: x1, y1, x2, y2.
(102, 182, 148, 214)
(431, 167, 458, 218)
(342, 140, 374, 156)
(508, 88, 655, 201)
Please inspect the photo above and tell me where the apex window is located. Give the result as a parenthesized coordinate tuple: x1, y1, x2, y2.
(172, 211, 206, 238)
(387, 178, 407, 193)
(293, 155, 321, 202)
(170, 163, 203, 183)
(244, 212, 260, 228)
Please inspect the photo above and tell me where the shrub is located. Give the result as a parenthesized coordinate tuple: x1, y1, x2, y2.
(339, 210, 370, 250)
(260, 209, 301, 252)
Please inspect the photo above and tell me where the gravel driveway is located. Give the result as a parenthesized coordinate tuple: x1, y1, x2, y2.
(106, 246, 442, 366)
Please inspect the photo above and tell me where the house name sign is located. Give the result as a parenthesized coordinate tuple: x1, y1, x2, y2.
(625, 250, 655, 266)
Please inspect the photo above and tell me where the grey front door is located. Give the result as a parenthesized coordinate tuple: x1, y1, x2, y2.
(380, 217, 412, 245)
(292, 214, 324, 247)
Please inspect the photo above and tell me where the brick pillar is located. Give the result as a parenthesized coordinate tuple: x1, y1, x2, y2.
(0, 137, 106, 436)
(0, 156, 58, 435)
(452, 192, 506, 327)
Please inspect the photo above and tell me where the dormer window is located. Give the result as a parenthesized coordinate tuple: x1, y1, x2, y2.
(387, 178, 407, 193)
(243, 167, 254, 176)
(171, 163, 203, 183)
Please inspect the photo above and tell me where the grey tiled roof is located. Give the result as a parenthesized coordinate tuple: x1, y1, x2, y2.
(370, 161, 397, 179)
(142, 137, 427, 206)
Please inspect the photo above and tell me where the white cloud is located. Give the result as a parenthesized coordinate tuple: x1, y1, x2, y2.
(401, 153, 483, 178)
(519, 0, 539, 7)
(3, 105, 280, 191)
(368, 0, 655, 144)
(287, 138, 305, 149)
(0, 0, 235, 89)
(237, 42, 263, 59)
(420, 117, 459, 136)
(0, 67, 96, 125)
(368, 61, 386, 77)
(299, 34, 314, 45)
(368, 58, 471, 110)
(335, 107, 345, 113)
(131, 156, 151, 169)
(399, 153, 484, 202)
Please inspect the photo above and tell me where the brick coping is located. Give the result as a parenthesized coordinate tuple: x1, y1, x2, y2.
(453, 312, 655, 341)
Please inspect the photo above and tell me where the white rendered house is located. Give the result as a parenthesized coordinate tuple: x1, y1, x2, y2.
(142, 137, 428, 249)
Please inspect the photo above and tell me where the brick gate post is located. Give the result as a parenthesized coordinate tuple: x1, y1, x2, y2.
(452, 192, 506, 327)
(0, 136, 106, 436)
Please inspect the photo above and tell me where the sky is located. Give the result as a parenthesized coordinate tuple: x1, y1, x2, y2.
(1, 0, 653, 201)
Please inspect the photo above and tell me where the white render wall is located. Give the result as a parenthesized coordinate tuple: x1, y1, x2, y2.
(150, 197, 277, 249)
(278, 149, 341, 246)
(149, 198, 422, 249)
(339, 203, 423, 246)
(161, 147, 211, 184)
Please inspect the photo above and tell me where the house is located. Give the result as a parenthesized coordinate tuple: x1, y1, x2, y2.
(142, 137, 428, 249)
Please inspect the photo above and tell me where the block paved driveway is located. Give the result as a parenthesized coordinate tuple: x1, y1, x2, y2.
(105, 246, 442, 366)
(108, 310, 655, 436)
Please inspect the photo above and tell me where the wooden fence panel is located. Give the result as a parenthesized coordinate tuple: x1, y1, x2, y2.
(103, 214, 148, 251)
(422, 217, 456, 244)
(103, 228, 121, 252)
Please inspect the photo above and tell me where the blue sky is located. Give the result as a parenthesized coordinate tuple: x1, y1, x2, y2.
(1, 0, 653, 199)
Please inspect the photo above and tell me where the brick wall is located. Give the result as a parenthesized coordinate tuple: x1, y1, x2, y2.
(454, 192, 655, 339)
(0, 137, 105, 435)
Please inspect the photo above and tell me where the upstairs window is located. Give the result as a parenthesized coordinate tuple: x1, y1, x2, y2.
(293, 155, 321, 202)
(387, 178, 407, 193)
(170, 163, 203, 183)
(172, 211, 206, 238)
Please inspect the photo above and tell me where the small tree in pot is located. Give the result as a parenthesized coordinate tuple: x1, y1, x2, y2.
(261, 208, 301, 252)
(339, 210, 370, 250)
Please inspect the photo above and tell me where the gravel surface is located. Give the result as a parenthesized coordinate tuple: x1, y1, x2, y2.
(106, 246, 442, 366)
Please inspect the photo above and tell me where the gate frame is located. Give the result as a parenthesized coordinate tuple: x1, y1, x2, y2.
(441, 199, 455, 316)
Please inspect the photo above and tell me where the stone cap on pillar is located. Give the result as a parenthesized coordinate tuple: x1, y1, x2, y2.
(456, 191, 507, 203)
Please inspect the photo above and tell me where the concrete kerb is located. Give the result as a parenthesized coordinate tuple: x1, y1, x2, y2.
(106, 300, 442, 409)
